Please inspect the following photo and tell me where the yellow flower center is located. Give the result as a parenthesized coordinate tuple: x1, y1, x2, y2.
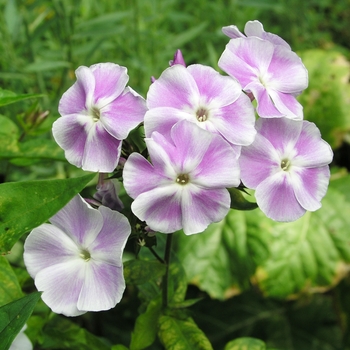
(281, 159, 291, 171)
(79, 249, 91, 261)
(176, 173, 190, 185)
(196, 107, 209, 122)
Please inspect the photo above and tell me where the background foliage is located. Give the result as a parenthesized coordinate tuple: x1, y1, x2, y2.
(1, 0, 350, 349)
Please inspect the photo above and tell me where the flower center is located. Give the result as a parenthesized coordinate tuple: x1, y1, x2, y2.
(196, 107, 209, 122)
(176, 173, 190, 185)
(91, 106, 100, 122)
(280, 158, 292, 171)
(79, 249, 91, 261)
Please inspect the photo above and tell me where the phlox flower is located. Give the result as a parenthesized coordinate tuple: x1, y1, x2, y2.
(222, 20, 291, 49)
(239, 118, 333, 222)
(53, 63, 147, 172)
(123, 120, 240, 235)
(24, 194, 131, 317)
(144, 64, 256, 151)
(218, 31, 308, 119)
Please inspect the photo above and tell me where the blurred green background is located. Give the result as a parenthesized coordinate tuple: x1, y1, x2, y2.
(1, 0, 350, 102)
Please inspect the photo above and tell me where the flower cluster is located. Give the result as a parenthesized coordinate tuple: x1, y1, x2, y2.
(24, 20, 333, 316)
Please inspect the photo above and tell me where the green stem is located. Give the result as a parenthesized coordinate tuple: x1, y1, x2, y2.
(162, 233, 173, 309)
(148, 246, 164, 264)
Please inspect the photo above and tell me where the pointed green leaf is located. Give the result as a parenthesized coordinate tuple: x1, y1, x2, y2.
(0, 257, 22, 306)
(0, 115, 20, 158)
(158, 314, 213, 350)
(224, 337, 266, 350)
(1, 139, 65, 163)
(0, 173, 96, 253)
(175, 210, 270, 299)
(0, 292, 41, 350)
(253, 177, 350, 298)
(130, 298, 162, 350)
(228, 187, 258, 211)
(0, 88, 43, 107)
(168, 262, 187, 304)
(124, 259, 166, 285)
(41, 315, 109, 350)
(112, 346, 129, 350)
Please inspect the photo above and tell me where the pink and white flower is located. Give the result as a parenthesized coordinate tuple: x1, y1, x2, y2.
(24, 195, 131, 317)
(218, 31, 308, 120)
(222, 20, 291, 49)
(53, 63, 147, 172)
(144, 64, 256, 152)
(239, 118, 333, 222)
(123, 120, 240, 235)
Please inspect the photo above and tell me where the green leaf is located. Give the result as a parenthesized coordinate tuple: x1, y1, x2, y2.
(253, 179, 350, 298)
(40, 315, 110, 350)
(169, 298, 203, 309)
(1, 138, 65, 161)
(0, 173, 96, 253)
(228, 187, 258, 211)
(130, 298, 162, 350)
(124, 259, 166, 285)
(298, 49, 350, 148)
(175, 211, 270, 299)
(0, 292, 41, 350)
(112, 346, 129, 350)
(0, 89, 43, 107)
(224, 337, 266, 350)
(0, 257, 22, 306)
(168, 262, 187, 304)
(158, 314, 213, 350)
(0, 115, 20, 157)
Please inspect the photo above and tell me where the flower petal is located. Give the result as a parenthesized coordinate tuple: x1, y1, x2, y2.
(147, 65, 199, 109)
(181, 185, 230, 235)
(58, 66, 95, 116)
(88, 206, 131, 267)
(49, 195, 103, 247)
(255, 172, 306, 222)
(90, 63, 129, 106)
(244, 20, 291, 49)
(293, 121, 333, 167)
(82, 121, 122, 172)
(170, 120, 213, 173)
(267, 45, 308, 93)
(52, 114, 91, 168)
(144, 107, 190, 138)
(23, 223, 78, 278)
(145, 134, 178, 179)
(246, 81, 284, 118)
(187, 64, 242, 107)
(212, 93, 256, 146)
(77, 261, 125, 312)
(239, 132, 281, 189)
(192, 132, 241, 188)
(219, 37, 275, 88)
(268, 89, 304, 120)
(34, 259, 86, 317)
(101, 87, 146, 140)
(222, 24, 245, 39)
(255, 117, 302, 154)
(123, 153, 170, 198)
(131, 185, 183, 233)
(291, 166, 330, 211)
